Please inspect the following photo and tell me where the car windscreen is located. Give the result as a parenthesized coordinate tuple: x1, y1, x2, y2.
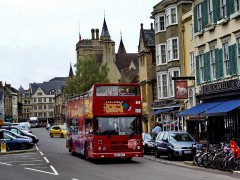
(145, 133, 156, 140)
(169, 133, 194, 142)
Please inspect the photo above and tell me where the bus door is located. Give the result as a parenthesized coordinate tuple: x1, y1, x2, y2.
(85, 118, 93, 153)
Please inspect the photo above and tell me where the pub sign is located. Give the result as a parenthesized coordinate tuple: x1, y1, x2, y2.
(174, 80, 188, 99)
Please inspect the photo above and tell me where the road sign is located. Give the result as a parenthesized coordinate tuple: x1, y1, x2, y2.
(1, 140, 6, 153)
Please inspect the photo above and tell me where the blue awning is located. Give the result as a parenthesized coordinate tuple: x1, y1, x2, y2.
(177, 101, 224, 117)
(201, 99, 240, 116)
(151, 107, 174, 115)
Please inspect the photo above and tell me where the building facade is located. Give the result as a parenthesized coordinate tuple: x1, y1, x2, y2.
(138, 23, 157, 133)
(151, 0, 192, 131)
(178, 0, 240, 144)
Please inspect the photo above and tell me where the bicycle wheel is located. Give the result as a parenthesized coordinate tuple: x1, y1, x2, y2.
(194, 153, 202, 166)
(228, 156, 237, 172)
(201, 153, 210, 168)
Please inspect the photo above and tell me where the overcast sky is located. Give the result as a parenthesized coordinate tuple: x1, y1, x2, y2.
(0, 0, 160, 90)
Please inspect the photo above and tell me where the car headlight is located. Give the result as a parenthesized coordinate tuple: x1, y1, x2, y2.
(173, 144, 181, 150)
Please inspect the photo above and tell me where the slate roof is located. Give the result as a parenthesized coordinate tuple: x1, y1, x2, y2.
(142, 29, 155, 47)
(115, 53, 139, 71)
(30, 80, 66, 95)
(118, 38, 126, 54)
(101, 17, 110, 37)
(0, 89, 3, 100)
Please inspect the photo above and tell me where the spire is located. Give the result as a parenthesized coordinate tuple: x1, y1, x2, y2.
(118, 32, 126, 54)
(69, 63, 74, 78)
(100, 17, 110, 38)
(78, 21, 82, 42)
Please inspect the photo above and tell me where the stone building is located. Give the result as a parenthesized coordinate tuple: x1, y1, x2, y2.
(138, 23, 156, 133)
(151, 0, 192, 131)
(76, 17, 139, 83)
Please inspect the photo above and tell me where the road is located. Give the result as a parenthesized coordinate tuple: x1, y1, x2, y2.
(0, 128, 239, 180)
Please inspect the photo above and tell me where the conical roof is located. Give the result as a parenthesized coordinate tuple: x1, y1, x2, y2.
(100, 17, 110, 37)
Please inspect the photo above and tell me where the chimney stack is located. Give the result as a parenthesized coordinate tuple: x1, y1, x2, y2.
(91, 28, 95, 40)
(96, 28, 99, 40)
(150, 23, 153, 30)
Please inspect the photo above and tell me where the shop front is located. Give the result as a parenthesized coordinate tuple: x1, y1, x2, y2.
(178, 79, 240, 144)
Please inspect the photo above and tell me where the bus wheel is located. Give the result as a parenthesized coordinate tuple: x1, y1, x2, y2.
(84, 144, 89, 160)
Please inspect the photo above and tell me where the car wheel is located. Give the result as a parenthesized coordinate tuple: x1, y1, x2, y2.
(168, 151, 174, 160)
(60, 133, 64, 138)
(143, 147, 147, 155)
(50, 133, 53, 138)
(155, 149, 160, 158)
(20, 143, 28, 150)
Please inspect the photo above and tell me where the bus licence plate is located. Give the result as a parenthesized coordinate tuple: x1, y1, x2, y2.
(114, 153, 125, 157)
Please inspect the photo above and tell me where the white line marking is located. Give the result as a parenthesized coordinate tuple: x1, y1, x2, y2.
(50, 165, 59, 175)
(44, 157, 49, 163)
(35, 145, 39, 151)
(19, 163, 44, 166)
(24, 167, 58, 175)
(0, 162, 12, 166)
(72, 178, 79, 180)
(39, 151, 44, 156)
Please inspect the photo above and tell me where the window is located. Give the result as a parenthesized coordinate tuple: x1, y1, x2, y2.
(37, 92, 42, 96)
(155, 16, 159, 33)
(188, 88, 195, 108)
(159, 16, 165, 31)
(208, 0, 214, 24)
(34, 98, 36, 103)
(166, 7, 177, 26)
(156, 44, 166, 65)
(197, 4, 202, 31)
(199, 50, 204, 82)
(210, 44, 216, 79)
(220, 0, 227, 18)
(222, 42, 229, 76)
(34, 105, 37, 110)
(168, 69, 180, 97)
(236, 0, 240, 12)
(48, 104, 54, 109)
(237, 37, 240, 72)
(44, 98, 46, 102)
(38, 98, 42, 103)
(49, 98, 52, 102)
(38, 105, 42, 110)
(190, 52, 195, 74)
(157, 73, 168, 99)
(167, 37, 179, 61)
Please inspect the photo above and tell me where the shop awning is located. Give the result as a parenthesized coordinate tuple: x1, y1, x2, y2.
(151, 107, 174, 115)
(177, 101, 224, 117)
(201, 99, 240, 116)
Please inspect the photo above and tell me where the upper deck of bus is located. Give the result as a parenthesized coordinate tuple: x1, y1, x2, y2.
(66, 83, 142, 117)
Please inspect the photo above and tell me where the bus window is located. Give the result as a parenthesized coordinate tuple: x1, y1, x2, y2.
(85, 119, 93, 135)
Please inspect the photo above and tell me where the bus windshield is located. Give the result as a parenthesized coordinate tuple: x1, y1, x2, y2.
(94, 117, 141, 135)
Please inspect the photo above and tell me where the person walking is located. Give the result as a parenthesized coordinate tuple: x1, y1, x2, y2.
(152, 122, 162, 135)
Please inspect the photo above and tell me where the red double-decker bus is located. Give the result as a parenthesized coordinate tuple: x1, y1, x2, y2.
(66, 83, 143, 160)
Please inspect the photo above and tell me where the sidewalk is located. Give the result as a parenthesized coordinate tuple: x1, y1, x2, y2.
(143, 155, 240, 175)
(0, 147, 37, 155)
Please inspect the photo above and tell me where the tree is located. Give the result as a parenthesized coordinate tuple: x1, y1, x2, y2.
(65, 55, 109, 96)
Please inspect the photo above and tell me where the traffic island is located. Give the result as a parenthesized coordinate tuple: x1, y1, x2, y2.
(0, 147, 37, 155)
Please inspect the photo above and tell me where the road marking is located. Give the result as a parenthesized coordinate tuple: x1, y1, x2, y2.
(35, 145, 39, 151)
(19, 163, 44, 166)
(44, 157, 49, 163)
(50, 165, 59, 175)
(72, 178, 79, 180)
(0, 162, 12, 166)
(24, 167, 58, 175)
(39, 151, 44, 156)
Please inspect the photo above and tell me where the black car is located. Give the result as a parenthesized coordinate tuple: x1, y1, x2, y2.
(3, 133, 34, 151)
(142, 133, 157, 154)
(0, 126, 39, 144)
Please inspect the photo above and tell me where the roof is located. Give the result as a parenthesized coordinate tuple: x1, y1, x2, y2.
(30, 80, 66, 95)
(100, 17, 110, 37)
(115, 53, 139, 71)
(142, 29, 155, 47)
(118, 37, 126, 54)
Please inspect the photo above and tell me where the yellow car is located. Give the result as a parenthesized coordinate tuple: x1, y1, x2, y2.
(49, 125, 67, 138)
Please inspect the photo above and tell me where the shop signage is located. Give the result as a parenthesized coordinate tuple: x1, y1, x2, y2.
(174, 81, 188, 99)
(201, 79, 240, 94)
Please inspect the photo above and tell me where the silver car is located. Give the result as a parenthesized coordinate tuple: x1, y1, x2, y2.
(154, 131, 196, 160)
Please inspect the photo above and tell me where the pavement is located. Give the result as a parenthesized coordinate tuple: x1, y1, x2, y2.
(0, 147, 37, 155)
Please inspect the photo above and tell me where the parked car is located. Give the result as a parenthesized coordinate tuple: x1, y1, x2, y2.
(49, 125, 67, 138)
(0, 129, 32, 141)
(16, 122, 32, 133)
(1, 126, 39, 144)
(3, 133, 34, 151)
(154, 131, 196, 160)
(142, 133, 157, 154)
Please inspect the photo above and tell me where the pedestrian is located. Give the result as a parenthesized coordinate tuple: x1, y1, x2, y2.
(152, 122, 162, 135)
(46, 123, 50, 131)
